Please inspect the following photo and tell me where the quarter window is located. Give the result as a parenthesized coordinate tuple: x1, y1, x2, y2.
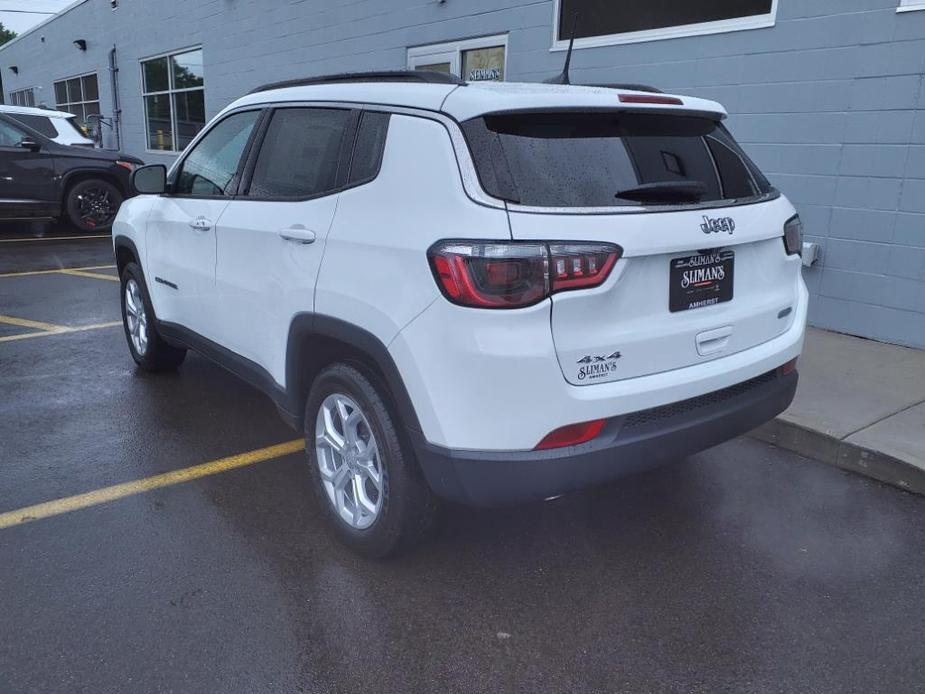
(54, 73, 100, 131)
(347, 112, 390, 185)
(141, 48, 205, 152)
(174, 110, 259, 197)
(554, 0, 776, 47)
(9, 88, 35, 107)
(247, 108, 352, 199)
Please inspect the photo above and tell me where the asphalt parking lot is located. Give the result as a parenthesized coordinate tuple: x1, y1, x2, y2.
(1, 222, 924, 694)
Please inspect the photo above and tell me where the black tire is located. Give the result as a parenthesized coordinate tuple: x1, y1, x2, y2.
(65, 178, 123, 232)
(119, 262, 186, 372)
(304, 363, 440, 558)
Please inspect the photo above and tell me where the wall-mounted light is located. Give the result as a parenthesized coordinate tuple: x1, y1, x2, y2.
(9, 66, 17, 74)
(73, 39, 87, 51)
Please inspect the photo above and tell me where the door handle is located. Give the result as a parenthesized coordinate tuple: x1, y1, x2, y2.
(188, 216, 213, 232)
(279, 227, 316, 244)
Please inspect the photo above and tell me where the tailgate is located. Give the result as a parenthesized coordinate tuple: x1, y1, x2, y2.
(508, 196, 803, 384)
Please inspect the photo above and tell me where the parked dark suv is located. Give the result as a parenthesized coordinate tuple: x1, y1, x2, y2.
(0, 112, 143, 232)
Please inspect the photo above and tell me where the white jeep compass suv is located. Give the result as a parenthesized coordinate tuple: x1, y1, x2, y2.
(115, 72, 806, 556)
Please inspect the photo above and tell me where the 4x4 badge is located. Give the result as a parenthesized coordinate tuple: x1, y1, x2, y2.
(701, 216, 735, 235)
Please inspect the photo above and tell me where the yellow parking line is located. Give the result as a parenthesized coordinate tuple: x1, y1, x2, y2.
(0, 234, 109, 243)
(58, 268, 120, 282)
(0, 264, 116, 279)
(0, 321, 122, 343)
(0, 439, 305, 529)
(0, 314, 68, 332)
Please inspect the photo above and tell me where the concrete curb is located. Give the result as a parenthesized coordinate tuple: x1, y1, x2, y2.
(750, 419, 925, 496)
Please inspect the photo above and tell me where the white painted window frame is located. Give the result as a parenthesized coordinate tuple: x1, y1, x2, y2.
(53, 71, 101, 122)
(550, 0, 778, 50)
(140, 45, 204, 154)
(407, 34, 508, 80)
(897, 0, 925, 13)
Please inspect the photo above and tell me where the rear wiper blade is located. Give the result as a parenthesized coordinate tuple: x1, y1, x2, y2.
(615, 181, 707, 203)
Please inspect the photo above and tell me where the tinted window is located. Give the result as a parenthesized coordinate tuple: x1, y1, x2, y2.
(247, 108, 351, 199)
(559, 0, 773, 40)
(0, 120, 25, 146)
(8, 114, 57, 138)
(462, 112, 770, 207)
(348, 111, 389, 185)
(175, 110, 260, 196)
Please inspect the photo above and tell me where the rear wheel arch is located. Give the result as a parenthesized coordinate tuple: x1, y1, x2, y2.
(284, 314, 423, 438)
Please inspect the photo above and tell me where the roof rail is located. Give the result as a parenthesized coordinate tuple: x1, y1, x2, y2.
(584, 83, 664, 94)
(249, 70, 464, 94)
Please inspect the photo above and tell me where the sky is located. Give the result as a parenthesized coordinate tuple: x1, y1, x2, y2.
(0, 0, 73, 36)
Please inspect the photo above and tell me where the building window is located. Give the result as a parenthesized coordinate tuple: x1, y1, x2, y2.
(9, 88, 35, 107)
(553, 0, 778, 49)
(408, 35, 507, 82)
(898, 0, 925, 12)
(141, 47, 205, 152)
(54, 73, 100, 131)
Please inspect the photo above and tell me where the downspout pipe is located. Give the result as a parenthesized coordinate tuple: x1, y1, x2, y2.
(108, 44, 122, 151)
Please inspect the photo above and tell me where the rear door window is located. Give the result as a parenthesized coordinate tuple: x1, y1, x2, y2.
(462, 111, 771, 207)
(246, 107, 352, 199)
(7, 114, 57, 138)
(347, 111, 390, 185)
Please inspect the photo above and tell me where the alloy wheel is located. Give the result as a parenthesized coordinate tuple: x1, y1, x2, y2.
(124, 278, 149, 356)
(76, 187, 117, 228)
(315, 393, 384, 529)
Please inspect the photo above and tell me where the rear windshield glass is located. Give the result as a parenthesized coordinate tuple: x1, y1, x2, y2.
(461, 111, 772, 207)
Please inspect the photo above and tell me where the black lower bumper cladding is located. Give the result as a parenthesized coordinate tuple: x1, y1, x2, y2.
(412, 369, 798, 506)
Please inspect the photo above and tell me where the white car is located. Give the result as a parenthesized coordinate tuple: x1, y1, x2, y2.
(0, 105, 95, 147)
(114, 72, 807, 556)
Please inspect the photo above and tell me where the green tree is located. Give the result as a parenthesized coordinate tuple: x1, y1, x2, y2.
(0, 23, 15, 47)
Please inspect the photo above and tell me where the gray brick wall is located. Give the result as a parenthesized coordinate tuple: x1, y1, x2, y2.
(1, 0, 923, 347)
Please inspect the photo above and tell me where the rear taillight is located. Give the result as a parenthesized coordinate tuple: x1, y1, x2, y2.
(784, 215, 803, 256)
(428, 241, 622, 309)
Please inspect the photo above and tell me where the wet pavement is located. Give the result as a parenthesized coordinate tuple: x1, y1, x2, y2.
(1, 222, 924, 694)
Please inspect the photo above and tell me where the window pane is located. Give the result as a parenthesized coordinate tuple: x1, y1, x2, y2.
(24, 90, 35, 107)
(66, 78, 82, 103)
(54, 81, 68, 105)
(7, 114, 57, 137)
(0, 120, 24, 146)
(416, 62, 452, 73)
(559, 0, 773, 40)
(175, 110, 259, 196)
(145, 93, 173, 150)
(248, 108, 351, 199)
(173, 90, 206, 150)
(461, 46, 505, 81)
(348, 112, 390, 184)
(461, 112, 771, 207)
(81, 74, 99, 101)
(172, 49, 204, 89)
(143, 56, 169, 93)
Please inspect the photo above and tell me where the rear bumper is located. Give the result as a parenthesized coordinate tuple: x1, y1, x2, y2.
(412, 368, 797, 506)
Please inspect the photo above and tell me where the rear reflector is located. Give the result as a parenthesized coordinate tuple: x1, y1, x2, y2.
(619, 94, 684, 106)
(778, 358, 798, 376)
(535, 419, 607, 450)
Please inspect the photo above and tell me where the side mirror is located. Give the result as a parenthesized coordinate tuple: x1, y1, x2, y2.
(132, 164, 167, 195)
(18, 137, 41, 152)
